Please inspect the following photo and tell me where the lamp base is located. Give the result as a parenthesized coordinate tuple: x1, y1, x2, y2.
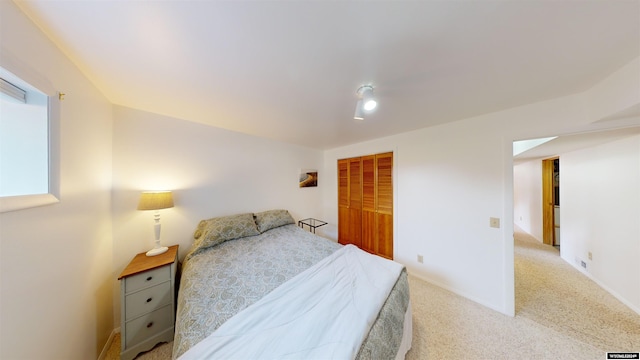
(146, 246, 168, 257)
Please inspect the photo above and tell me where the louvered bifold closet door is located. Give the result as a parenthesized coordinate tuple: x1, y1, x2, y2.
(361, 155, 376, 254)
(338, 157, 363, 247)
(347, 158, 363, 247)
(376, 152, 393, 259)
(338, 159, 349, 245)
(338, 152, 393, 258)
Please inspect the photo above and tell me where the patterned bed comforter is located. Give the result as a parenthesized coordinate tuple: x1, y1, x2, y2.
(172, 224, 410, 359)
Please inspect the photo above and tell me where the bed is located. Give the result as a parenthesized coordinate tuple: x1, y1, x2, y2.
(172, 210, 412, 359)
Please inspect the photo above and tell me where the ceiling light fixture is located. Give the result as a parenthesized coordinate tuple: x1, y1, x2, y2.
(354, 85, 377, 120)
(354, 99, 365, 120)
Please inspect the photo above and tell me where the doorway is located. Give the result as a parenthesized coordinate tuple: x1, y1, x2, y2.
(512, 127, 640, 321)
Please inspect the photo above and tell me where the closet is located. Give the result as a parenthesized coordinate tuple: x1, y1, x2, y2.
(338, 152, 393, 259)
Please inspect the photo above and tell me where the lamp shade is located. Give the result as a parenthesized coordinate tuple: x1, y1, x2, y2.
(137, 191, 174, 211)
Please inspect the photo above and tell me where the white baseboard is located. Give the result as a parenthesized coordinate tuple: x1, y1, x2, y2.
(406, 270, 510, 316)
(97, 328, 120, 360)
(569, 263, 640, 316)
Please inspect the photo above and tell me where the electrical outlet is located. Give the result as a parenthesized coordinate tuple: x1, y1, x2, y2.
(417, 254, 423, 264)
(588, 252, 592, 260)
(489, 217, 500, 228)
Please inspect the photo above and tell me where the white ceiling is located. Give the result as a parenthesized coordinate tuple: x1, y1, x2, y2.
(16, 0, 640, 150)
(514, 126, 640, 164)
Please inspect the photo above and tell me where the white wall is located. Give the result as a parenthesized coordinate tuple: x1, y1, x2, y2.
(0, 2, 114, 359)
(111, 106, 325, 327)
(560, 134, 640, 313)
(324, 116, 515, 314)
(513, 160, 543, 241)
(323, 57, 640, 316)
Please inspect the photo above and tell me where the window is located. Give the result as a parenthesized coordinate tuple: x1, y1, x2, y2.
(0, 66, 60, 212)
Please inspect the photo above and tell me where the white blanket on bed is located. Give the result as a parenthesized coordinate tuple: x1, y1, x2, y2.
(179, 244, 403, 360)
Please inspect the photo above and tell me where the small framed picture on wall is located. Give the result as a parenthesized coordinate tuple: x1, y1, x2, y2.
(299, 169, 318, 188)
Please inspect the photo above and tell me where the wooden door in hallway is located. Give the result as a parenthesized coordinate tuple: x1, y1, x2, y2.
(542, 157, 559, 247)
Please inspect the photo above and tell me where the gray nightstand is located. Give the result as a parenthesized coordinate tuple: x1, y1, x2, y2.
(118, 245, 178, 360)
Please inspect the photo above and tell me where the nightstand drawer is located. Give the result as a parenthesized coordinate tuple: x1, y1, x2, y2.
(125, 265, 170, 293)
(124, 304, 173, 347)
(125, 282, 172, 320)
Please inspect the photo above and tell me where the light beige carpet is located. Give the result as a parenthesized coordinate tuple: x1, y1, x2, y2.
(405, 226, 639, 359)
(107, 227, 639, 359)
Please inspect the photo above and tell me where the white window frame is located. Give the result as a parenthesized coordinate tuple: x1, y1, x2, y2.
(0, 62, 60, 213)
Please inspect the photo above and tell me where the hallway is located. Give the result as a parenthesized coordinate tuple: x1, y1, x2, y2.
(515, 226, 640, 352)
(404, 226, 640, 359)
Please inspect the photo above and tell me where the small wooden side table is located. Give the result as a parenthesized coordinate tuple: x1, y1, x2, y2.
(298, 218, 328, 234)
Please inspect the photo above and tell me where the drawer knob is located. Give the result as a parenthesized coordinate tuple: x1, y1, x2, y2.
(146, 276, 153, 281)
(147, 322, 154, 328)
(146, 297, 153, 303)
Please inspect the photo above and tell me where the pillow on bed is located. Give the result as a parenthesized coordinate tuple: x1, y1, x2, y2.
(192, 212, 260, 251)
(254, 209, 295, 233)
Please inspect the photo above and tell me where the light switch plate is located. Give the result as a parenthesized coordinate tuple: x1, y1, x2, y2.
(490, 217, 500, 228)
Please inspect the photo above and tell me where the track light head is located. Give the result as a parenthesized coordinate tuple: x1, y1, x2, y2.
(354, 85, 377, 120)
(354, 99, 365, 120)
(360, 86, 377, 112)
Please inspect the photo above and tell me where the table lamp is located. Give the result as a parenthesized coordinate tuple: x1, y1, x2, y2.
(137, 191, 174, 256)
